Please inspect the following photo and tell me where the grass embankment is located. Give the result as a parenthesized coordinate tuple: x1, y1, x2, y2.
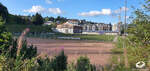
(5, 24, 52, 33)
(73, 34, 115, 42)
(52, 33, 115, 42)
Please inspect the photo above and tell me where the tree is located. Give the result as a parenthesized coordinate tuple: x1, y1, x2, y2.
(124, 0, 150, 68)
(143, 0, 150, 11)
(0, 16, 12, 53)
(55, 16, 67, 24)
(0, 3, 9, 22)
(32, 13, 44, 25)
(44, 16, 50, 22)
(127, 9, 150, 47)
(49, 17, 55, 22)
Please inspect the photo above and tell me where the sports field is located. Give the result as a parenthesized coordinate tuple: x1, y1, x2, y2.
(27, 38, 114, 66)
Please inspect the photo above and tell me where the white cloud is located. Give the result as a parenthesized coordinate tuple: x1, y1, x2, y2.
(114, 7, 129, 14)
(23, 6, 63, 15)
(48, 8, 62, 14)
(79, 11, 101, 17)
(101, 9, 111, 15)
(78, 9, 111, 17)
(23, 5, 45, 13)
(45, 0, 53, 4)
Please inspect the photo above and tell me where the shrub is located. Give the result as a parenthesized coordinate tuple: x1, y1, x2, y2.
(66, 62, 77, 71)
(51, 50, 67, 71)
(112, 64, 133, 71)
(76, 56, 90, 71)
(36, 57, 53, 71)
(0, 16, 12, 54)
(76, 56, 96, 71)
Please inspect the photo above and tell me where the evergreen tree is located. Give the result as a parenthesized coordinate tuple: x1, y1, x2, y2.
(0, 3, 9, 22)
(32, 13, 44, 25)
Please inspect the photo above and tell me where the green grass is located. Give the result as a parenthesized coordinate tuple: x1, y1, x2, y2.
(111, 36, 124, 54)
(52, 33, 115, 42)
(73, 34, 115, 42)
(5, 24, 52, 33)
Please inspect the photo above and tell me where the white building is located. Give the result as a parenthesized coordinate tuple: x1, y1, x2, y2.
(56, 21, 82, 34)
(112, 24, 118, 31)
(56, 23, 73, 34)
(44, 21, 53, 25)
(66, 19, 80, 26)
(82, 23, 112, 32)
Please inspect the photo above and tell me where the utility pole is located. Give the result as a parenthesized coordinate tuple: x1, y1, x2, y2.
(124, 0, 127, 31)
(118, 7, 122, 35)
(123, 0, 129, 68)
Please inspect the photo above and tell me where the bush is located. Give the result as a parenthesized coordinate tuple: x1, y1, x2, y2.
(51, 50, 67, 71)
(76, 56, 90, 71)
(76, 56, 96, 71)
(36, 57, 53, 71)
(0, 16, 12, 54)
(112, 64, 133, 71)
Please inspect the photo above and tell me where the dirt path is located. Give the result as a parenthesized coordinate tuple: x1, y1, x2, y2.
(113, 36, 118, 42)
(27, 38, 115, 66)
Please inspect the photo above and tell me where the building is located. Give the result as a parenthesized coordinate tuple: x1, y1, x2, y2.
(112, 24, 118, 31)
(66, 19, 80, 26)
(44, 21, 53, 25)
(55, 19, 114, 35)
(82, 23, 112, 32)
(56, 21, 82, 34)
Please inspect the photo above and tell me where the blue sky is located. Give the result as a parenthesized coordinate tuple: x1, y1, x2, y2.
(0, 0, 144, 24)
